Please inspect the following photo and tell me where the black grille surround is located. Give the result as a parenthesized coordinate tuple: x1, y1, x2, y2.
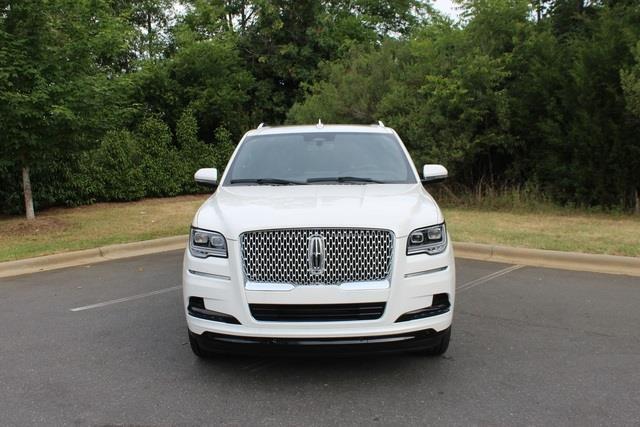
(250, 303, 386, 322)
(240, 228, 395, 286)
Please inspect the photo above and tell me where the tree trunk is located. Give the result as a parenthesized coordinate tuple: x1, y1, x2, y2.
(635, 188, 639, 215)
(147, 14, 153, 59)
(22, 166, 35, 220)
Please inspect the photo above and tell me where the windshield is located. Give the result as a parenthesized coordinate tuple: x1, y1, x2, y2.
(224, 132, 417, 185)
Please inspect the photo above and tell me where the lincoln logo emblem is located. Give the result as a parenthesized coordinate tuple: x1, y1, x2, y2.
(307, 235, 326, 275)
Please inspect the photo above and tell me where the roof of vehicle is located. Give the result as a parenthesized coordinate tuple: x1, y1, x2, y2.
(245, 123, 395, 137)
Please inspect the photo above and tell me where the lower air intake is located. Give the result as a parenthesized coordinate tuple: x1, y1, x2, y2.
(250, 302, 386, 322)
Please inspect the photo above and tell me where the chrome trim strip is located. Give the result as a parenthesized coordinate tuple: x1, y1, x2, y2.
(188, 270, 231, 281)
(244, 280, 390, 291)
(245, 282, 295, 291)
(339, 280, 390, 290)
(403, 266, 448, 278)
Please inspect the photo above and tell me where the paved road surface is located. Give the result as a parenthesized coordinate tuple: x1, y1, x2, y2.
(1, 251, 639, 426)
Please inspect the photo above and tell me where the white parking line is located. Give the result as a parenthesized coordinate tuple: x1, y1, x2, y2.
(70, 285, 181, 312)
(457, 265, 524, 293)
(69, 265, 523, 312)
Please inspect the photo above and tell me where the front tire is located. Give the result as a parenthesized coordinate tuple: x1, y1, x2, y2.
(419, 327, 451, 356)
(188, 331, 208, 358)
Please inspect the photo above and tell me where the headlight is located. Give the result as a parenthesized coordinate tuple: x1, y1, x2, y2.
(406, 223, 447, 255)
(189, 227, 227, 258)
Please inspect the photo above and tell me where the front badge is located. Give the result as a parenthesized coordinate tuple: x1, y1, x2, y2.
(307, 235, 326, 276)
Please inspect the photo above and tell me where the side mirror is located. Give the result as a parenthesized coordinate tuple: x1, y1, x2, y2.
(194, 168, 218, 188)
(422, 164, 448, 184)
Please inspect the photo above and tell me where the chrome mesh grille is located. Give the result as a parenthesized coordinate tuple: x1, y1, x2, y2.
(241, 228, 394, 285)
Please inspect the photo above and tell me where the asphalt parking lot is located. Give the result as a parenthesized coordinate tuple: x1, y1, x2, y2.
(1, 251, 639, 426)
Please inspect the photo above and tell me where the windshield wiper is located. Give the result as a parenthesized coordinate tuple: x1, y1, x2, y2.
(230, 178, 307, 185)
(306, 176, 384, 184)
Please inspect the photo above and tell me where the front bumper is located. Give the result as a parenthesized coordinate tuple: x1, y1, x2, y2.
(190, 328, 450, 356)
(183, 235, 455, 341)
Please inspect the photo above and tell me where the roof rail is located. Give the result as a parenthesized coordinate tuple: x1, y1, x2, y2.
(378, 120, 385, 127)
(257, 122, 265, 129)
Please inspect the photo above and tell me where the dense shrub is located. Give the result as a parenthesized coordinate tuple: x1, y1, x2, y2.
(90, 130, 146, 201)
(176, 109, 217, 193)
(212, 126, 236, 175)
(135, 116, 183, 197)
(0, 113, 236, 214)
(0, 154, 102, 214)
(0, 160, 25, 215)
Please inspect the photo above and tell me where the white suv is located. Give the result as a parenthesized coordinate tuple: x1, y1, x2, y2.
(183, 123, 455, 357)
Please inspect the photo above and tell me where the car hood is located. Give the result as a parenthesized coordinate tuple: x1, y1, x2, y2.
(194, 184, 443, 240)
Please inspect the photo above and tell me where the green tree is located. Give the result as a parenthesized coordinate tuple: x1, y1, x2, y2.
(127, 0, 175, 59)
(134, 34, 254, 142)
(178, 0, 427, 126)
(289, 0, 640, 210)
(288, 42, 401, 124)
(0, 0, 131, 219)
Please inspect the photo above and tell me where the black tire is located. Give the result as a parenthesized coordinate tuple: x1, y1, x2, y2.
(419, 327, 451, 356)
(188, 331, 208, 358)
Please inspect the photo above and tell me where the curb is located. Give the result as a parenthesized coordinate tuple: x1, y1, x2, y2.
(1, 236, 638, 279)
(0, 235, 187, 279)
(453, 242, 640, 277)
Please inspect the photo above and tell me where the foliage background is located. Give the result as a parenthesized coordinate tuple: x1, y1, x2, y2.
(1, 0, 640, 214)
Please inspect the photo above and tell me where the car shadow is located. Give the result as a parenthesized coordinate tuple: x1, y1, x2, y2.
(188, 351, 453, 388)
